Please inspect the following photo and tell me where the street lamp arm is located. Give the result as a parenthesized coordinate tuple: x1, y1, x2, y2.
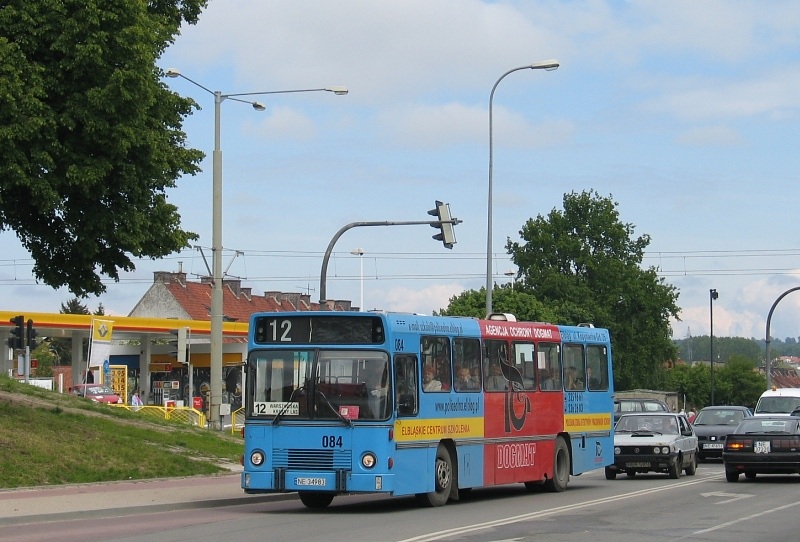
(226, 87, 349, 98)
(164, 68, 348, 103)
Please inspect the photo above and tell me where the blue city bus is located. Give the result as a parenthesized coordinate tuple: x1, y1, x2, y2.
(241, 311, 613, 508)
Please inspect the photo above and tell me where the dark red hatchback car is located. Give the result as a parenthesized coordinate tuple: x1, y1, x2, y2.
(70, 384, 123, 404)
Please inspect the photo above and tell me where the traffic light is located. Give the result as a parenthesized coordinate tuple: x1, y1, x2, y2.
(8, 315, 24, 350)
(169, 327, 188, 364)
(428, 200, 457, 249)
(26, 319, 38, 350)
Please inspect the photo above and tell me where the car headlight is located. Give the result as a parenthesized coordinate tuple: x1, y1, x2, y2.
(614, 446, 621, 455)
(654, 446, 661, 454)
(250, 450, 265, 466)
(662, 446, 670, 454)
(361, 452, 377, 469)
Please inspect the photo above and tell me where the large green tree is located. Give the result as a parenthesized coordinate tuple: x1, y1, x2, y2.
(507, 190, 680, 390)
(440, 190, 680, 390)
(0, 0, 206, 296)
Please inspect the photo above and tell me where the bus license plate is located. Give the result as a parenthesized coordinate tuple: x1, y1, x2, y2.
(625, 462, 650, 468)
(295, 477, 326, 487)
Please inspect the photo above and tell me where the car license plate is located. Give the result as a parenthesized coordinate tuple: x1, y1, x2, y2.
(625, 462, 650, 468)
(703, 443, 724, 449)
(754, 441, 771, 454)
(295, 477, 326, 487)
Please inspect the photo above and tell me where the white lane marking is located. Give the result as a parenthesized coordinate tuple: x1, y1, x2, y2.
(700, 491, 754, 504)
(398, 474, 716, 542)
(692, 499, 800, 535)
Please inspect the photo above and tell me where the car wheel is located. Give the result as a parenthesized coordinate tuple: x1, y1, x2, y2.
(685, 451, 698, 476)
(668, 457, 681, 479)
(416, 445, 452, 507)
(544, 437, 570, 492)
(744, 471, 757, 480)
(725, 470, 739, 482)
(604, 467, 617, 480)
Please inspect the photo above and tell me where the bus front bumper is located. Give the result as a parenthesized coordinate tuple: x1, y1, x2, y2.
(242, 469, 393, 494)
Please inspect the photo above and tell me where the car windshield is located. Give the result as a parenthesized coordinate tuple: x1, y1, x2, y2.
(755, 396, 800, 415)
(736, 419, 796, 434)
(86, 386, 115, 395)
(694, 409, 744, 426)
(616, 415, 678, 434)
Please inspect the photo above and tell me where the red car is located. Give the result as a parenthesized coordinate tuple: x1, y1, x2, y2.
(70, 384, 123, 404)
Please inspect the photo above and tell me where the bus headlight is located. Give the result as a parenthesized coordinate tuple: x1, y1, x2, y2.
(361, 452, 377, 469)
(250, 450, 265, 466)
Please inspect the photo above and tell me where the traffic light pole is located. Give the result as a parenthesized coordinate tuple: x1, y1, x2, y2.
(23, 345, 30, 384)
(318, 217, 461, 306)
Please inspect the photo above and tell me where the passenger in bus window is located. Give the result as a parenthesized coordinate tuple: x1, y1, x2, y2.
(470, 366, 482, 388)
(423, 365, 442, 392)
(485, 364, 506, 391)
(455, 367, 479, 391)
(565, 367, 582, 390)
(539, 369, 556, 390)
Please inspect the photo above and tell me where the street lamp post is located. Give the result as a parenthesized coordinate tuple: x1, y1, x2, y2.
(351, 248, 365, 310)
(710, 288, 718, 405)
(486, 60, 559, 315)
(165, 69, 347, 428)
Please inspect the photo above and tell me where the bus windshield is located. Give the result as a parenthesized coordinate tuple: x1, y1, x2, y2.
(248, 349, 391, 421)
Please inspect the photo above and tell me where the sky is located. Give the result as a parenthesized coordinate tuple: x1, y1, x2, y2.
(2, 0, 800, 343)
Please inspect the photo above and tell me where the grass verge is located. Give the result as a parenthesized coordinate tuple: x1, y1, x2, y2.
(0, 374, 243, 489)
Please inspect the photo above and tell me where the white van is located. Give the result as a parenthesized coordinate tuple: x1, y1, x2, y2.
(753, 387, 800, 416)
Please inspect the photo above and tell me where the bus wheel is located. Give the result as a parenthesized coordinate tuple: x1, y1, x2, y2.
(544, 437, 569, 493)
(416, 445, 452, 507)
(299, 491, 335, 509)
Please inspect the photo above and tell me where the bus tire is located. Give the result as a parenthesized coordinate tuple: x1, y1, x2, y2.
(544, 437, 569, 493)
(416, 445, 452, 507)
(298, 491, 335, 509)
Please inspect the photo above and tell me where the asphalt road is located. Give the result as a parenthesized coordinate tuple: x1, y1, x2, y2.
(4, 462, 800, 542)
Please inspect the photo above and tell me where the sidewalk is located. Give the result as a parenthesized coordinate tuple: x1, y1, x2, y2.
(0, 471, 292, 524)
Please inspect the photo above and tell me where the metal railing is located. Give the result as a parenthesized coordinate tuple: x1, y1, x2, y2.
(112, 404, 207, 428)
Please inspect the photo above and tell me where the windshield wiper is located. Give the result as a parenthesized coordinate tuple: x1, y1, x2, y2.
(315, 389, 352, 426)
(273, 385, 305, 426)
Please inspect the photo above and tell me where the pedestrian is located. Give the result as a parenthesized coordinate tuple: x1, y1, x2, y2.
(131, 390, 143, 411)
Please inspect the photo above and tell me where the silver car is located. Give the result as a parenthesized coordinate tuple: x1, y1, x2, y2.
(606, 412, 698, 479)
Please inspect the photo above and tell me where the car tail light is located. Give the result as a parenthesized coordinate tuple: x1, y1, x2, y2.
(726, 439, 750, 451)
(773, 437, 800, 450)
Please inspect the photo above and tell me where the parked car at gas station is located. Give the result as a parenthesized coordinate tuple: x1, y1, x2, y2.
(70, 384, 123, 404)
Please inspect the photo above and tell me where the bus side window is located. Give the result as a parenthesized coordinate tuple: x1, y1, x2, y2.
(395, 354, 418, 416)
(538, 343, 561, 391)
(586, 345, 608, 391)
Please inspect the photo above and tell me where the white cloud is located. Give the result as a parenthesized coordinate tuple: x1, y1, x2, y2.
(677, 125, 744, 146)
